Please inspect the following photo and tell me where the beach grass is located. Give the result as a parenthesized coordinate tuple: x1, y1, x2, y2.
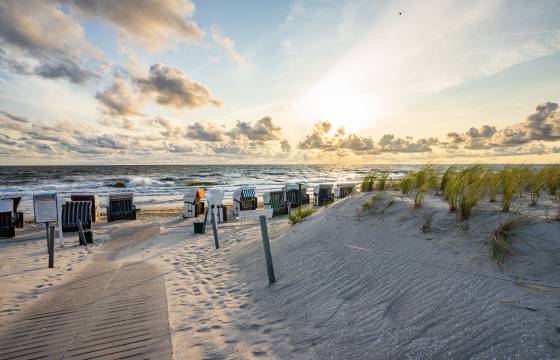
(399, 172, 415, 194)
(375, 173, 390, 191)
(361, 173, 376, 192)
(412, 164, 438, 208)
(543, 164, 560, 196)
(499, 166, 526, 212)
(288, 208, 316, 224)
(490, 216, 524, 264)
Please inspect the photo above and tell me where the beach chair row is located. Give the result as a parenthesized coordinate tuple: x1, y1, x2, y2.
(183, 183, 357, 222)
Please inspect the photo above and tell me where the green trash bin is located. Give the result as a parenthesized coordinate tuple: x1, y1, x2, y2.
(193, 221, 204, 234)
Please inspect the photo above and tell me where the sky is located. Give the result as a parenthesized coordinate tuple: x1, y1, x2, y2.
(0, 0, 559, 165)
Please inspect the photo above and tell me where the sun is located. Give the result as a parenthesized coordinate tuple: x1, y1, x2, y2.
(294, 72, 378, 134)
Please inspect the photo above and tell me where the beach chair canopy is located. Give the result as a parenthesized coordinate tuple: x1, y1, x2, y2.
(206, 189, 224, 207)
(283, 183, 307, 192)
(71, 194, 100, 222)
(233, 187, 256, 200)
(184, 188, 205, 203)
(108, 193, 134, 202)
(0, 198, 13, 213)
(313, 184, 334, 193)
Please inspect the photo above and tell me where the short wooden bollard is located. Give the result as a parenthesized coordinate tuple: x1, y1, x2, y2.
(259, 215, 276, 284)
(211, 205, 219, 249)
(48, 224, 55, 268)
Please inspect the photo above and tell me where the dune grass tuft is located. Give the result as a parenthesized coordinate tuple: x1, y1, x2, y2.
(361, 173, 376, 192)
(499, 166, 526, 212)
(288, 208, 316, 224)
(528, 169, 545, 207)
(412, 164, 438, 208)
(375, 173, 390, 191)
(542, 164, 560, 196)
(399, 173, 415, 194)
(490, 216, 524, 265)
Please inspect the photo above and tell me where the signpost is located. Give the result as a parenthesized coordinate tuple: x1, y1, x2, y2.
(259, 215, 276, 284)
(33, 194, 58, 268)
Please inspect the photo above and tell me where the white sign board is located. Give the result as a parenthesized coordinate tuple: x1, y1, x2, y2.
(33, 194, 58, 223)
(0, 199, 13, 213)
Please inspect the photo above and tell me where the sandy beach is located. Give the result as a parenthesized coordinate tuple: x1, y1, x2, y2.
(1, 189, 559, 359)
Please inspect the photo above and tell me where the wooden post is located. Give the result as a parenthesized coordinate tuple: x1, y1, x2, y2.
(202, 208, 209, 234)
(298, 184, 302, 209)
(77, 220, 86, 246)
(45, 223, 50, 254)
(259, 215, 276, 284)
(211, 205, 219, 249)
(48, 223, 55, 268)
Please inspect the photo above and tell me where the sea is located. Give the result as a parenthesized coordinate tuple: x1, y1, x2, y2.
(0, 164, 420, 215)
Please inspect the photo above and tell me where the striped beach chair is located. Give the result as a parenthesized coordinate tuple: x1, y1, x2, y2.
(61, 201, 92, 232)
(283, 183, 310, 208)
(233, 187, 257, 217)
(263, 190, 287, 216)
(0, 198, 15, 238)
(313, 184, 334, 206)
(336, 183, 356, 198)
(71, 194, 100, 222)
(107, 193, 136, 222)
(183, 188, 205, 219)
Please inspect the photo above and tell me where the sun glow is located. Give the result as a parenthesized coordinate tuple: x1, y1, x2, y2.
(295, 68, 379, 134)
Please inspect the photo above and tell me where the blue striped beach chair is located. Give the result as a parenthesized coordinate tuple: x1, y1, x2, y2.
(233, 187, 257, 217)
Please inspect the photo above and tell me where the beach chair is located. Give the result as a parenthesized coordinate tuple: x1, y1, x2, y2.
(61, 201, 92, 232)
(71, 194, 100, 222)
(233, 187, 257, 217)
(335, 183, 356, 198)
(313, 184, 334, 206)
(0, 198, 15, 238)
(107, 193, 136, 222)
(283, 183, 310, 208)
(183, 188, 205, 219)
(206, 189, 226, 223)
(263, 190, 287, 216)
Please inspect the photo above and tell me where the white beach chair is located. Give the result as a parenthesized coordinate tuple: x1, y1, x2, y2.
(335, 183, 356, 198)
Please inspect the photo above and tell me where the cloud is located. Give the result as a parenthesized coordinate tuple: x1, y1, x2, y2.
(34, 58, 98, 84)
(137, 63, 223, 109)
(280, 139, 291, 152)
(210, 24, 245, 64)
(491, 102, 560, 145)
(0, 1, 102, 83)
(227, 116, 282, 141)
(1, 110, 29, 123)
(298, 121, 336, 150)
(67, 0, 203, 51)
(378, 134, 435, 153)
(186, 122, 223, 142)
(95, 78, 141, 115)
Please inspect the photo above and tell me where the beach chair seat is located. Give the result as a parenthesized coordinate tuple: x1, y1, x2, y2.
(107, 194, 136, 222)
(284, 184, 310, 208)
(0, 212, 15, 238)
(0, 198, 16, 238)
(313, 184, 334, 206)
(264, 190, 287, 216)
(71, 194, 100, 222)
(233, 187, 258, 217)
(61, 201, 92, 232)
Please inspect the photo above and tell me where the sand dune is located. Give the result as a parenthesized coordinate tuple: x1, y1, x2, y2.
(1, 192, 559, 359)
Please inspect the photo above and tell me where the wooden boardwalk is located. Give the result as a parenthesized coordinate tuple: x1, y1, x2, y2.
(0, 225, 172, 360)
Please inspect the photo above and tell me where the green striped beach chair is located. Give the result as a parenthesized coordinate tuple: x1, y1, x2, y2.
(263, 190, 287, 216)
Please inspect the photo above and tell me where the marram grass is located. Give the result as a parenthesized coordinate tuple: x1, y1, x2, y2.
(288, 208, 316, 224)
(490, 216, 524, 265)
